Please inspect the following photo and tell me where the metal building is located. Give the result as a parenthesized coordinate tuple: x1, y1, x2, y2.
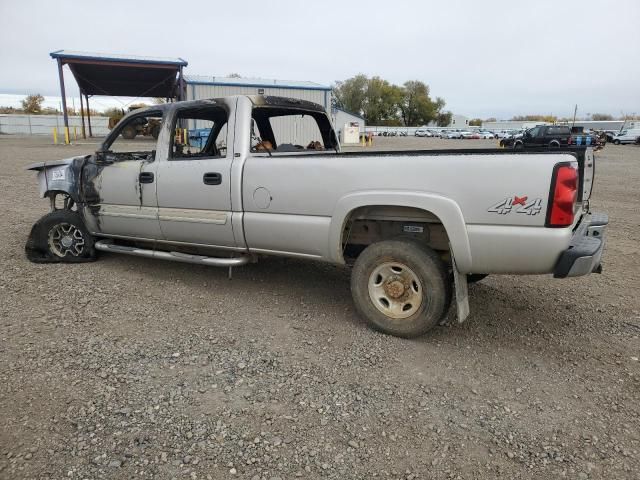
(185, 76, 333, 146)
(332, 108, 366, 133)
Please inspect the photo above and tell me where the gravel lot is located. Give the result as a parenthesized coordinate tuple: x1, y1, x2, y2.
(1, 135, 639, 479)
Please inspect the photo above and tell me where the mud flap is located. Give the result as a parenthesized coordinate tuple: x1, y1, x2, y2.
(451, 253, 470, 323)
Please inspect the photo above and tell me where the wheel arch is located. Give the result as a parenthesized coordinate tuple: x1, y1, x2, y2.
(329, 191, 472, 271)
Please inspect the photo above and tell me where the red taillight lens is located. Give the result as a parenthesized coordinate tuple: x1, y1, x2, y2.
(568, 136, 573, 145)
(547, 164, 578, 227)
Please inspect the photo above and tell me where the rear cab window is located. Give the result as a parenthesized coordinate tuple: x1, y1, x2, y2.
(249, 100, 337, 155)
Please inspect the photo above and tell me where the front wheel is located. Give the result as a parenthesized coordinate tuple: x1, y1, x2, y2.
(350, 240, 451, 338)
(25, 210, 96, 263)
(613, 139, 621, 145)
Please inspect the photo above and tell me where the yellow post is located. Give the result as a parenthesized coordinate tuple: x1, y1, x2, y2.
(184, 128, 189, 146)
(360, 135, 365, 147)
(53, 127, 58, 145)
(73, 126, 77, 141)
(64, 127, 70, 145)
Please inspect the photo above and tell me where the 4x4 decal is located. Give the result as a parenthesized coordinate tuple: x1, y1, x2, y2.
(488, 195, 542, 215)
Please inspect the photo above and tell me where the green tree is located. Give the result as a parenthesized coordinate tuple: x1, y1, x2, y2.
(436, 111, 453, 127)
(21, 94, 44, 114)
(364, 76, 403, 125)
(333, 74, 368, 116)
(591, 113, 613, 121)
(484, 117, 497, 123)
(398, 80, 441, 126)
(469, 118, 482, 126)
(511, 114, 557, 123)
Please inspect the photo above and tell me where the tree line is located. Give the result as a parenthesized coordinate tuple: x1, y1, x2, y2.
(333, 75, 452, 127)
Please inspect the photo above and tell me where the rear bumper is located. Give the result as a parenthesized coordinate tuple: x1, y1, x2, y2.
(553, 212, 608, 278)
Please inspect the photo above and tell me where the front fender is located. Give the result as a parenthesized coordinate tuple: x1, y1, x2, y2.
(329, 190, 472, 272)
(26, 156, 86, 202)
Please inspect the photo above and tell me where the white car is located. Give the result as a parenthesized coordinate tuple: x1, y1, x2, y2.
(459, 131, 475, 139)
(441, 131, 460, 139)
(477, 131, 496, 139)
(415, 128, 433, 137)
(611, 129, 640, 145)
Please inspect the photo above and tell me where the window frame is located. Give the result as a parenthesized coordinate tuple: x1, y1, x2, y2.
(100, 109, 164, 155)
(168, 104, 230, 162)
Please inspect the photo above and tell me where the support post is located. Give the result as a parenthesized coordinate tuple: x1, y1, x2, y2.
(85, 95, 93, 137)
(179, 66, 185, 101)
(57, 59, 69, 130)
(79, 90, 86, 139)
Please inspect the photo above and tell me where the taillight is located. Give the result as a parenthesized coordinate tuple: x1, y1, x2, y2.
(546, 164, 578, 227)
(568, 136, 573, 145)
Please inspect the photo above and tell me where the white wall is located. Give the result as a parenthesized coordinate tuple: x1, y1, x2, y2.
(0, 114, 110, 136)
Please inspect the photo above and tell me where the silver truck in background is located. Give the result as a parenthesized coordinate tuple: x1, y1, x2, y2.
(25, 95, 608, 338)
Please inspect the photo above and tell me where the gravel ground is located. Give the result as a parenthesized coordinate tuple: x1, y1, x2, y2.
(1, 135, 638, 480)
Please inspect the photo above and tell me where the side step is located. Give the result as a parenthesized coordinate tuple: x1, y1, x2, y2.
(94, 240, 250, 267)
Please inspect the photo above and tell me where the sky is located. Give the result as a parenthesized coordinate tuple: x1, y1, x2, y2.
(0, 0, 638, 119)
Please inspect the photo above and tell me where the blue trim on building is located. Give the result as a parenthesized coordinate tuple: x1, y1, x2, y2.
(49, 50, 188, 66)
(185, 79, 331, 91)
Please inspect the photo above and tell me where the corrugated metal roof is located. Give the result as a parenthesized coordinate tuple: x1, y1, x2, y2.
(185, 75, 331, 91)
(50, 50, 188, 66)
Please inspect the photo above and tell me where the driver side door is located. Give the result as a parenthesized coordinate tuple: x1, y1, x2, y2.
(88, 110, 164, 240)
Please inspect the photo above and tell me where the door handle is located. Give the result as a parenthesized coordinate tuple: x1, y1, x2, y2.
(139, 172, 154, 184)
(203, 172, 222, 185)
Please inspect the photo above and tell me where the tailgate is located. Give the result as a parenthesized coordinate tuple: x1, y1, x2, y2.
(575, 147, 595, 202)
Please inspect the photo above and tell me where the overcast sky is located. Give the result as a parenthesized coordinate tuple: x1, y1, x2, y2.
(1, 0, 638, 119)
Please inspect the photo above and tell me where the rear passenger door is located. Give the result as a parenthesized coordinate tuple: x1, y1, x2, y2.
(154, 101, 238, 248)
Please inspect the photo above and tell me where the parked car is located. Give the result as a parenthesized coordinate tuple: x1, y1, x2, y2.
(442, 131, 461, 139)
(415, 128, 433, 137)
(477, 131, 496, 139)
(611, 129, 640, 145)
(25, 94, 607, 339)
(501, 125, 576, 149)
(460, 131, 475, 139)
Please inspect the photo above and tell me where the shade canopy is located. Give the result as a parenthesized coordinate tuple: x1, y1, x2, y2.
(50, 50, 188, 98)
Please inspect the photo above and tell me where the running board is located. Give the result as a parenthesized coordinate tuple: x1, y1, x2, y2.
(94, 240, 250, 267)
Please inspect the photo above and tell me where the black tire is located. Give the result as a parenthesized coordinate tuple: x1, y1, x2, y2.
(121, 125, 137, 140)
(350, 240, 451, 338)
(467, 273, 488, 284)
(25, 210, 96, 263)
(549, 141, 560, 149)
(514, 142, 524, 150)
(151, 124, 161, 139)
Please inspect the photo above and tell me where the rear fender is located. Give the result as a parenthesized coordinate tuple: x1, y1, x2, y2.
(329, 191, 472, 272)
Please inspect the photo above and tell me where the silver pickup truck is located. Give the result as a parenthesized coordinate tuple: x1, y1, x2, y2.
(26, 95, 608, 338)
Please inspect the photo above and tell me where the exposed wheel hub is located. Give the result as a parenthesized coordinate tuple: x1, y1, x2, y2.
(368, 262, 424, 319)
(385, 278, 407, 299)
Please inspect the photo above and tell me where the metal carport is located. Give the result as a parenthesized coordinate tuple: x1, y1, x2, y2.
(50, 50, 188, 138)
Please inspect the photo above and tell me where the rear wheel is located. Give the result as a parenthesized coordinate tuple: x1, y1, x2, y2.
(514, 142, 524, 150)
(351, 240, 451, 338)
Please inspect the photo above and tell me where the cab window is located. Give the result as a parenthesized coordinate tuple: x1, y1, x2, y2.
(171, 105, 228, 160)
(103, 110, 163, 160)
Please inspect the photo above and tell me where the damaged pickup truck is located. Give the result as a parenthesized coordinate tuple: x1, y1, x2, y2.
(26, 95, 608, 338)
